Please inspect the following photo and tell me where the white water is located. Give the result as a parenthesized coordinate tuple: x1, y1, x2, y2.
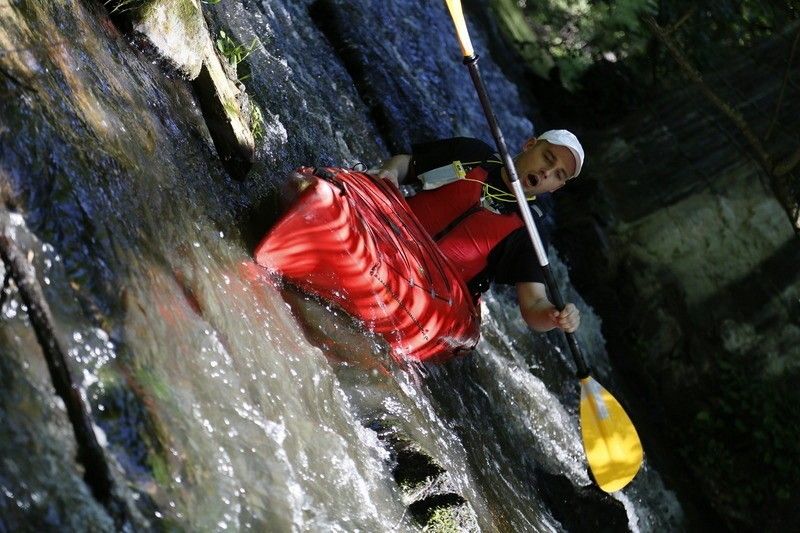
(0, 208, 684, 531)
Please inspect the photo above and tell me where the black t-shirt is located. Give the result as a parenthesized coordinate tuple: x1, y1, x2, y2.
(410, 137, 549, 295)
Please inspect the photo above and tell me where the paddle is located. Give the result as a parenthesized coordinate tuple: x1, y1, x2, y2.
(443, 0, 643, 493)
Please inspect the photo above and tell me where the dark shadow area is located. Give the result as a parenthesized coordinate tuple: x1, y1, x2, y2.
(391, 444, 447, 487)
(238, 182, 283, 255)
(191, 65, 254, 181)
(238, 168, 313, 254)
(552, 209, 800, 532)
(534, 468, 629, 533)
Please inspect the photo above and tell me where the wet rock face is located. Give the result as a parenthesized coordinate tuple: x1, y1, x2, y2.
(306, 0, 532, 154)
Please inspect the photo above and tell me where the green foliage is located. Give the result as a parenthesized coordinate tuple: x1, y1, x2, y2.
(148, 450, 171, 486)
(215, 30, 259, 74)
(646, 0, 797, 76)
(494, 0, 798, 89)
(423, 506, 460, 533)
(250, 103, 264, 141)
(135, 366, 171, 402)
(493, 0, 656, 89)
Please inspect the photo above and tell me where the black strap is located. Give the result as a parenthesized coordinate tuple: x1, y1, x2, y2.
(433, 202, 482, 242)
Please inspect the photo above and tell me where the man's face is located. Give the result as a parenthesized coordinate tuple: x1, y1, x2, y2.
(503, 138, 577, 196)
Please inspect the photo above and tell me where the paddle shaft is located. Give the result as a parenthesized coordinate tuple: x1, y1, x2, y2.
(462, 55, 590, 378)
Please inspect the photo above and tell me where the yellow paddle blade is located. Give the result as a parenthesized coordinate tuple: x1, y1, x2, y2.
(579, 377, 643, 492)
(444, 0, 474, 57)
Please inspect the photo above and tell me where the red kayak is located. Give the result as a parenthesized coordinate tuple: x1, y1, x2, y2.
(253, 167, 480, 363)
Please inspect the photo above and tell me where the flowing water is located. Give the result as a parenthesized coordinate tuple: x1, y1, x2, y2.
(0, 201, 683, 530)
(0, 0, 683, 530)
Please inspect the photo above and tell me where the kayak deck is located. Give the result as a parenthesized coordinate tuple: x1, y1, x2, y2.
(253, 167, 480, 362)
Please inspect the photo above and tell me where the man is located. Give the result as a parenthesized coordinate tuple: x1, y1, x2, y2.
(368, 130, 583, 334)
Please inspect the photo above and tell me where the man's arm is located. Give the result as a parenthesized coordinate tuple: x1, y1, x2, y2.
(516, 281, 580, 333)
(367, 155, 412, 187)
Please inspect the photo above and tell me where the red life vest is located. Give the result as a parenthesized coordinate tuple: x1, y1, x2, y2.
(406, 166, 524, 285)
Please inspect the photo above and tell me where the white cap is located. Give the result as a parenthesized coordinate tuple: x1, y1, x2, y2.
(537, 129, 584, 178)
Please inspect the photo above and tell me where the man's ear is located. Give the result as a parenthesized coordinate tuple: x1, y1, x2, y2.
(523, 137, 538, 151)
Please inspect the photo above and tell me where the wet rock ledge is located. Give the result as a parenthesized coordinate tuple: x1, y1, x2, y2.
(110, 0, 257, 179)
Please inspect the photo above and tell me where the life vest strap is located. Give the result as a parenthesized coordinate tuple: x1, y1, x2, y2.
(433, 202, 482, 242)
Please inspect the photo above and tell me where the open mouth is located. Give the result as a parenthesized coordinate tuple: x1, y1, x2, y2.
(527, 174, 539, 188)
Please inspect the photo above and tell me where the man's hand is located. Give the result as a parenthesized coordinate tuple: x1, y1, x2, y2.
(366, 167, 399, 186)
(517, 282, 581, 333)
(366, 155, 412, 188)
(549, 302, 580, 333)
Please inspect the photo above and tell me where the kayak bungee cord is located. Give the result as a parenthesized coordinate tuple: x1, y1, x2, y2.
(255, 166, 480, 362)
(335, 170, 456, 304)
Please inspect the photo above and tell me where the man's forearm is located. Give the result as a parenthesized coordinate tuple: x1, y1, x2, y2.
(520, 298, 557, 332)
